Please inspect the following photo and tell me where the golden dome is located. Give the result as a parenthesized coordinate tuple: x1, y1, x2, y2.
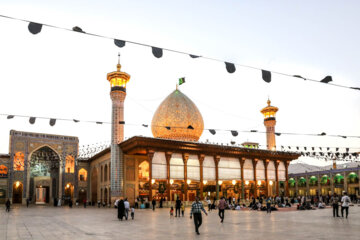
(151, 89, 204, 141)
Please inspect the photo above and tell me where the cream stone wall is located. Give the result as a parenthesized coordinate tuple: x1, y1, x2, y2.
(89, 151, 111, 204)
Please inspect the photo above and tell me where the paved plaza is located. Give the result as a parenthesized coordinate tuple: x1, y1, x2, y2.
(1, 205, 360, 240)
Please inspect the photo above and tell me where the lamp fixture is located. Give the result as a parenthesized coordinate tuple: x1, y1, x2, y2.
(232, 180, 236, 185)
(245, 180, 249, 185)
(170, 179, 174, 185)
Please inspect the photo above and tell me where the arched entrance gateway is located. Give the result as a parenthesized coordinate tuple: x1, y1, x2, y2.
(29, 146, 60, 204)
(8, 130, 79, 205)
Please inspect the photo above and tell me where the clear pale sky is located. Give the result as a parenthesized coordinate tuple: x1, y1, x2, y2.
(0, 0, 359, 166)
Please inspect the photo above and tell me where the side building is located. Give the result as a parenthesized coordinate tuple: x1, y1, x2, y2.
(288, 163, 360, 198)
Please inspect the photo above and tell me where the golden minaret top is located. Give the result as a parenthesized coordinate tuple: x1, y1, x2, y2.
(107, 54, 131, 91)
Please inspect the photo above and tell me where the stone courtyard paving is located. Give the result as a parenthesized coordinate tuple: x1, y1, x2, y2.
(1, 205, 360, 240)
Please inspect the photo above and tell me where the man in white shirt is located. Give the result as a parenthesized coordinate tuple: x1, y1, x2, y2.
(124, 198, 130, 220)
(341, 192, 351, 218)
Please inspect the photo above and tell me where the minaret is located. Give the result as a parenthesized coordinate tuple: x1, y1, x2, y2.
(260, 99, 278, 150)
(107, 54, 130, 200)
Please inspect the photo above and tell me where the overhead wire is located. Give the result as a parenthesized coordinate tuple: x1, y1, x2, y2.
(0, 14, 359, 91)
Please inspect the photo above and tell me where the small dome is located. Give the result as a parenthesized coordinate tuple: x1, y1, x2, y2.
(151, 89, 204, 141)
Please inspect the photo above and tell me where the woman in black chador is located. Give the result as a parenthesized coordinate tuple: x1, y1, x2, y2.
(117, 199, 125, 221)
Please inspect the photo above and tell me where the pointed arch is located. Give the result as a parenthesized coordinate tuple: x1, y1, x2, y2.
(29, 144, 61, 161)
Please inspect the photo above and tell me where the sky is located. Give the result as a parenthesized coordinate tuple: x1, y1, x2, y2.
(0, 0, 359, 166)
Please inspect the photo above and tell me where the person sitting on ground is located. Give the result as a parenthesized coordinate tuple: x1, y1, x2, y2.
(318, 201, 325, 209)
(257, 202, 262, 211)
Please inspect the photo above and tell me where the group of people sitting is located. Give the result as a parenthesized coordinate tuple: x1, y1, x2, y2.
(205, 196, 289, 211)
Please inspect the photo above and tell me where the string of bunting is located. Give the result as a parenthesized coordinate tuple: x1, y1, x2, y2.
(0, 14, 359, 91)
(2, 113, 360, 140)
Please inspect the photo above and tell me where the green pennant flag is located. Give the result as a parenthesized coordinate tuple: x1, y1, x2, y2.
(179, 77, 185, 85)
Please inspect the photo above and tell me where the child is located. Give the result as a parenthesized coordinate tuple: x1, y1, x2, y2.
(181, 203, 185, 217)
(170, 206, 174, 217)
(131, 206, 135, 220)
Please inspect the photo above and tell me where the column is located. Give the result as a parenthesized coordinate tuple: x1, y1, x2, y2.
(182, 153, 189, 201)
(317, 174, 321, 196)
(264, 159, 269, 197)
(306, 175, 310, 196)
(330, 172, 334, 195)
(343, 171, 348, 193)
(199, 154, 205, 200)
(275, 160, 279, 196)
(240, 158, 245, 200)
(285, 160, 290, 197)
(253, 159, 258, 198)
(214, 155, 220, 200)
(23, 141, 29, 204)
(295, 176, 299, 196)
(358, 169, 360, 195)
(147, 150, 154, 201)
(165, 152, 172, 201)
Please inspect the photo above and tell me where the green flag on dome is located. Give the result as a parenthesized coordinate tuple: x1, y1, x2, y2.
(179, 77, 185, 85)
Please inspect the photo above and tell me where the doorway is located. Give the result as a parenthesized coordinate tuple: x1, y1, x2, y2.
(12, 181, 23, 203)
(36, 186, 50, 204)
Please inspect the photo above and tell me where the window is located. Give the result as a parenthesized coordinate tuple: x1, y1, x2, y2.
(79, 168, 87, 181)
(138, 161, 149, 181)
(65, 155, 74, 173)
(14, 152, 25, 171)
(0, 165, 8, 177)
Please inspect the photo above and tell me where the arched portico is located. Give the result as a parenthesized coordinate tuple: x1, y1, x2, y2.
(27, 146, 61, 204)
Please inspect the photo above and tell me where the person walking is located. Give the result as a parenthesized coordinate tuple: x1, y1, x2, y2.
(26, 198, 30, 208)
(175, 197, 181, 217)
(341, 192, 351, 218)
(124, 198, 130, 220)
(83, 198, 87, 208)
(190, 196, 208, 235)
(131, 206, 135, 220)
(152, 198, 156, 211)
(5, 199, 10, 212)
(207, 198, 211, 212)
(135, 198, 138, 209)
(218, 197, 227, 223)
(181, 203, 185, 217)
(266, 197, 272, 214)
(69, 199, 73, 208)
(117, 199, 125, 221)
(331, 193, 340, 217)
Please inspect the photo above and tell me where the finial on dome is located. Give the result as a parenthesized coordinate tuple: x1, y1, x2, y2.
(267, 98, 271, 106)
(176, 84, 178, 90)
(117, 53, 121, 71)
